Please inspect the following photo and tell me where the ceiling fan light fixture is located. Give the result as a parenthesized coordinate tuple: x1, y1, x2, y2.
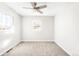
(23, 2, 47, 14)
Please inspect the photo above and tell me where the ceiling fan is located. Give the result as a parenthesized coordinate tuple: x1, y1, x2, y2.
(23, 2, 47, 14)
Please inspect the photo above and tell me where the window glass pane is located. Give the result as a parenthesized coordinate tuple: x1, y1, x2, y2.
(0, 13, 14, 33)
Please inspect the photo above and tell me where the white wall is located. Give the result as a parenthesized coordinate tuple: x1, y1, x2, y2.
(0, 3, 21, 55)
(1, 2, 79, 56)
(55, 4, 79, 56)
(22, 16, 54, 41)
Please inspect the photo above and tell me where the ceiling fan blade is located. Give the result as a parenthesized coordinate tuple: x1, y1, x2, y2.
(35, 9, 43, 14)
(31, 2, 37, 7)
(36, 5, 47, 9)
(23, 7, 33, 9)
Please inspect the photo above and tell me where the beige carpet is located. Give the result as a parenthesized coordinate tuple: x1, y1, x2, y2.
(2, 42, 69, 56)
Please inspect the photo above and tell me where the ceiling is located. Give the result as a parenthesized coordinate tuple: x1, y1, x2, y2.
(5, 2, 57, 16)
(5, 2, 79, 16)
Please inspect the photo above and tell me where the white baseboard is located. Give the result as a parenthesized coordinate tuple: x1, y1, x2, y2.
(0, 40, 21, 56)
(55, 41, 72, 56)
(21, 40, 54, 42)
(0, 40, 71, 56)
(0, 40, 53, 55)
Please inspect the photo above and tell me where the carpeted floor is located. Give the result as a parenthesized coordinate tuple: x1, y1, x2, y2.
(2, 42, 69, 56)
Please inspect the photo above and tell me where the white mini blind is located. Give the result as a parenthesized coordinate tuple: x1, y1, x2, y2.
(0, 13, 14, 33)
(0, 13, 12, 28)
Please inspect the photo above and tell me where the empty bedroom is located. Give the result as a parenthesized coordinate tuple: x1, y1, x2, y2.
(0, 2, 79, 56)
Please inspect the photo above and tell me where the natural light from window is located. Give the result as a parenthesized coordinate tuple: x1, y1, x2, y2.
(0, 13, 14, 34)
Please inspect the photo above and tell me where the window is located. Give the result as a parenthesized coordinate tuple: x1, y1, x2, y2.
(0, 13, 14, 33)
(32, 20, 42, 32)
